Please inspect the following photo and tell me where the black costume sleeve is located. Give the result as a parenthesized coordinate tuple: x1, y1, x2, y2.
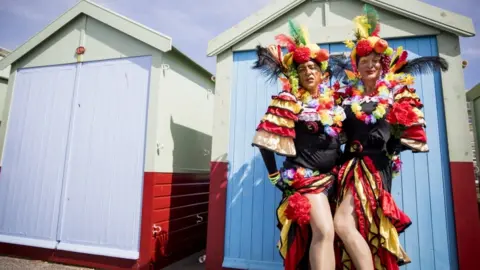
(260, 148, 278, 175)
(386, 137, 408, 155)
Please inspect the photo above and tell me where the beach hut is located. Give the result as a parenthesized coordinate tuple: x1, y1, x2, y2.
(205, 0, 479, 269)
(0, 0, 214, 269)
(0, 47, 10, 128)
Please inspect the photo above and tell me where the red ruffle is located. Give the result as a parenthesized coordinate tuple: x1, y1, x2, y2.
(381, 191, 412, 233)
(402, 125, 427, 143)
(256, 121, 296, 138)
(266, 107, 299, 121)
(285, 224, 309, 270)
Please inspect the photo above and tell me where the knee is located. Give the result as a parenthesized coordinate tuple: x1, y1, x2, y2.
(311, 222, 335, 243)
(333, 214, 355, 239)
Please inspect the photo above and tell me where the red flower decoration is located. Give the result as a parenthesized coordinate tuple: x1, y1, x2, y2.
(280, 77, 291, 91)
(356, 40, 374, 57)
(285, 193, 311, 225)
(315, 48, 329, 62)
(386, 101, 419, 127)
(293, 47, 311, 64)
(333, 81, 340, 91)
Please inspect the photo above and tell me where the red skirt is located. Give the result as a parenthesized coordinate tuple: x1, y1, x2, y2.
(276, 167, 336, 270)
(335, 156, 411, 270)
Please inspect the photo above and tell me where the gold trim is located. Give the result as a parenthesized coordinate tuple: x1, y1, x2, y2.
(252, 130, 296, 156)
(401, 138, 429, 152)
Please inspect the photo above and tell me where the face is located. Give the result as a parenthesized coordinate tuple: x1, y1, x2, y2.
(358, 53, 382, 83)
(297, 61, 322, 92)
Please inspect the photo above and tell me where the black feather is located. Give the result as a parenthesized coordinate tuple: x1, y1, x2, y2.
(396, 56, 449, 75)
(328, 54, 353, 84)
(252, 45, 284, 83)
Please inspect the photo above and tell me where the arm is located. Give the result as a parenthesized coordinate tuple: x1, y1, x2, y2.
(252, 91, 301, 156)
(252, 91, 302, 191)
(259, 147, 290, 191)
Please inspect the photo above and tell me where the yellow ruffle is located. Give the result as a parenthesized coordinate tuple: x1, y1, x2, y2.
(277, 200, 291, 259)
(394, 90, 420, 102)
(262, 114, 295, 128)
(252, 130, 296, 156)
(270, 99, 302, 114)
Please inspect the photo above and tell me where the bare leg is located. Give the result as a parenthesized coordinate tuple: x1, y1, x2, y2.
(333, 190, 373, 270)
(304, 192, 335, 270)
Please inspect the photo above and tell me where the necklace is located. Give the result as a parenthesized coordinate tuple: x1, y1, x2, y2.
(296, 84, 346, 137)
(345, 80, 391, 124)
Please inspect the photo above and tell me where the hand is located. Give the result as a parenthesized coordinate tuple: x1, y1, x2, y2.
(274, 177, 290, 192)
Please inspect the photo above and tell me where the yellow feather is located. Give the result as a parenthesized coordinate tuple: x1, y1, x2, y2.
(345, 70, 357, 80)
(306, 44, 320, 58)
(301, 25, 311, 45)
(353, 15, 370, 39)
(396, 46, 403, 56)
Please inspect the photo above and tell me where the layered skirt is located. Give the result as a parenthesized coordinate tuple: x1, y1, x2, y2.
(335, 154, 411, 270)
(276, 166, 336, 270)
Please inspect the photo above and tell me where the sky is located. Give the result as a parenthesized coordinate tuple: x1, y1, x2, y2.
(0, 0, 478, 89)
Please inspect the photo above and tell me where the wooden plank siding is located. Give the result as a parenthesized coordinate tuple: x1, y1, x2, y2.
(149, 172, 209, 269)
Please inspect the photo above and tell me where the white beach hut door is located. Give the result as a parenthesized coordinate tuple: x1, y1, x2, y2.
(0, 64, 78, 249)
(56, 56, 151, 259)
(0, 56, 150, 259)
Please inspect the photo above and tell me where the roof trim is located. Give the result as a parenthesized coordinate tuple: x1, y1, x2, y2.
(171, 47, 214, 78)
(0, 0, 173, 70)
(207, 0, 476, 57)
(467, 83, 480, 102)
(207, 0, 305, 57)
(0, 48, 10, 57)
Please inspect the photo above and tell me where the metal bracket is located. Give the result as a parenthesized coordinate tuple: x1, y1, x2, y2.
(152, 224, 162, 236)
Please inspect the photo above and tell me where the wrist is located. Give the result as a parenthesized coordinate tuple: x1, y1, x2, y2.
(268, 172, 281, 185)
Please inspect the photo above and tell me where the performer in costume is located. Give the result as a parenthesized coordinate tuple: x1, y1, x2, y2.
(329, 5, 449, 270)
(252, 20, 346, 270)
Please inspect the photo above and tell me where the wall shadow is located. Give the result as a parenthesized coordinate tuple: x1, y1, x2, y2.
(151, 117, 212, 269)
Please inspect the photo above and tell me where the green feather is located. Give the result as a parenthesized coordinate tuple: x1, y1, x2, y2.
(288, 20, 305, 45)
(363, 4, 378, 36)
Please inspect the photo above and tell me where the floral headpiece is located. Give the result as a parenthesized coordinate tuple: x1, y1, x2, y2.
(329, 4, 449, 84)
(253, 20, 330, 94)
(343, 4, 393, 73)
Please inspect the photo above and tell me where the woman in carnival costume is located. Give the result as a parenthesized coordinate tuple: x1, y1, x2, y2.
(330, 4, 449, 270)
(251, 20, 346, 270)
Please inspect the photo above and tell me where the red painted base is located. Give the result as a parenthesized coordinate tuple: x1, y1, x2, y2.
(0, 171, 209, 270)
(205, 161, 229, 270)
(449, 162, 480, 270)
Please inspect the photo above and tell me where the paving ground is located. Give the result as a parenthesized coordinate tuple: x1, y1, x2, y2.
(162, 252, 205, 270)
(0, 256, 91, 270)
(0, 252, 205, 270)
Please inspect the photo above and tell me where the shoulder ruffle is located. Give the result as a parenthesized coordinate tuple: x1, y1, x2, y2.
(252, 91, 302, 156)
(393, 85, 428, 152)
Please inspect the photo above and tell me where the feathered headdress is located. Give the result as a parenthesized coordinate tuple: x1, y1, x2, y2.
(330, 4, 448, 82)
(252, 20, 330, 94)
(344, 4, 393, 73)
